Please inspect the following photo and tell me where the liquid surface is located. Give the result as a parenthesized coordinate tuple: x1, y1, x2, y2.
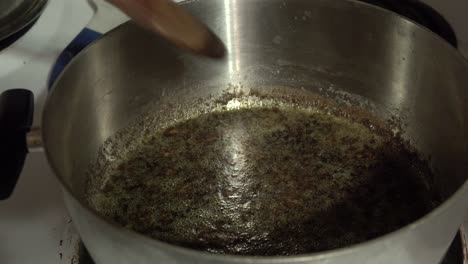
(86, 106, 439, 256)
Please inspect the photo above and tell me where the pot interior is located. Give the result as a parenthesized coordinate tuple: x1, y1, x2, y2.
(43, 0, 468, 256)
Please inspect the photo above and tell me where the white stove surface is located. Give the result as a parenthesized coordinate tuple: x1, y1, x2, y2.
(0, 1, 93, 263)
(0, 0, 467, 263)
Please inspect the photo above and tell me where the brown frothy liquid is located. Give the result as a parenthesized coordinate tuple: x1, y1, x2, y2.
(86, 106, 439, 256)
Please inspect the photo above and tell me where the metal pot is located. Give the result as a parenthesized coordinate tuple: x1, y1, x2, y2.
(0, 0, 48, 41)
(1, 0, 468, 263)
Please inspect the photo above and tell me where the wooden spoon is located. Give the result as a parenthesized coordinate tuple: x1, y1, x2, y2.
(108, 0, 226, 58)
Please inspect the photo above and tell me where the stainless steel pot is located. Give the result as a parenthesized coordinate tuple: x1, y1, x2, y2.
(1, 0, 468, 263)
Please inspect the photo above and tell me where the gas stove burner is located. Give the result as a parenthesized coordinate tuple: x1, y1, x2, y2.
(359, 0, 458, 48)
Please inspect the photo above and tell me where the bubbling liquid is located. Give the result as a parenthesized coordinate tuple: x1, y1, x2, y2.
(86, 106, 439, 256)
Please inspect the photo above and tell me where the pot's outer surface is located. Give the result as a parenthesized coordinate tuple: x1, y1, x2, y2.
(43, 0, 468, 263)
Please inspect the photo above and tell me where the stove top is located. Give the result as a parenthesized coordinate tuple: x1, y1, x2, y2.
(0, 0, 467, 264)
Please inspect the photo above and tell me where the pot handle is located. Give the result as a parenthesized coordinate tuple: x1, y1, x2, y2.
(0, 89, 34, 200)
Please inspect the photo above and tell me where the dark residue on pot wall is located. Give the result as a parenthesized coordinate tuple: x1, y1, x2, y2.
(85, 94, 440, 256)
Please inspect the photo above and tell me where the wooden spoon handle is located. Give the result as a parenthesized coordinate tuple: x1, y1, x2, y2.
(108, 0, 226, 58)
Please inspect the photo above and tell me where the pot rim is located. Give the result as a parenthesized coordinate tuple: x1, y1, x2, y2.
(43, 0, 468, 261)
